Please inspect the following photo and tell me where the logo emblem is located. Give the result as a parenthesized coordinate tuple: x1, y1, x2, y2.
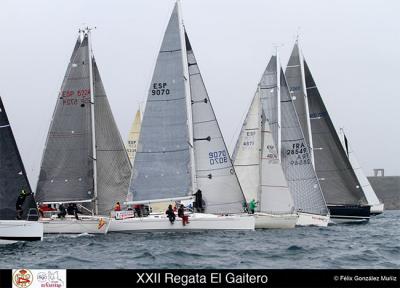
(13, 269, 33, 288)
(98, 218, 106, 229)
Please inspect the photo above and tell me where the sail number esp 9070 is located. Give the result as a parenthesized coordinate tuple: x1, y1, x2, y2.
(152, 82, 170, 95)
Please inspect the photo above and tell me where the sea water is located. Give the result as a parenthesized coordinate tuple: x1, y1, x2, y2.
(0, 211, 399, 269)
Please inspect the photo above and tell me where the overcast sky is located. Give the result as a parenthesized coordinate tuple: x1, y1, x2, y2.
(0, 0, 399, 188)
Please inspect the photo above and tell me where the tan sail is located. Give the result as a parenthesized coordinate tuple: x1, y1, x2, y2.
(126, 109, 141, 164)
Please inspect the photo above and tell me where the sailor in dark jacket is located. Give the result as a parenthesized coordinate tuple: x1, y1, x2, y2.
(166, 204, 175, 224)
(15, 189, 31, 220)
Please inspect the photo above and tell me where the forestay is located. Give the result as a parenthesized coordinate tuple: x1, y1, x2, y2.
(187, 33, 245, 214)
(128, 3, 192, 202)
(36, 36, 94, 203)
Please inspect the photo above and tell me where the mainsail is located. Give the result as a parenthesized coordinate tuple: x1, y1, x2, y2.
(186, 33, 244, 214)
(36, 32, 131, 215)
(128, 3, 193, 203)
(126, 109, 141, 164)
(279, 65, 328, 216)
(36, 36, 94, 204)
(302, 56, 367, 205)
(0, 97, 38, 220)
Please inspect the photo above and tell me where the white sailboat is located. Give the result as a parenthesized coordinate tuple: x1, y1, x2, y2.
(233, 64, 298, 228)
(0, 97, 43, 244)
(125, 108, 142, 165)
(35, 28, 132, 234)
(340, 129, 384, 215)
(234, 51, 330, 228)
(109, 1, 254, 232)
(285, 40, 371, 224)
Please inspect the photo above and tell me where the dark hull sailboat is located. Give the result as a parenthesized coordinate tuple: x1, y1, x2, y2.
(327, 205, 370, 224)
(285, 41, 371, 224)
(0, 97, 43, 244)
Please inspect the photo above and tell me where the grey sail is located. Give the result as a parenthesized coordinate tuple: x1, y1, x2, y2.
(36, 35, 94, 203)
(285, 42, 312, 150)
(128, 3, 192, 202)
(304, 60, 367, 205)
(279, 67, 328, 216)
(258, 56, 295, 214)
(0, 97, 38, 220)
(186, 33, 245, 214)
(93, 59, 132, 215)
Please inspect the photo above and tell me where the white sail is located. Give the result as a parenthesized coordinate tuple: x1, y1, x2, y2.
(126, 109, 141, 164)
(258, 57, 295, 214)
(232, 92, 261, 203)
(340, 130, 383, 211)
(186, 33, 245, 214)
(233, 56, 295, 215)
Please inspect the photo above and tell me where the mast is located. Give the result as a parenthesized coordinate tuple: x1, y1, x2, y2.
(256, 85, 262, 212)
(86, 27, 98, 215)
(297, 39, 314, 167)
(276, 47, 281, 163)
(177, 0, 196, 195)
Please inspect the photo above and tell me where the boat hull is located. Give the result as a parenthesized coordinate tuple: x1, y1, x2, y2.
(109, 213, 254, 232)
(370, 203, 384, 216)
(0, 220, 43, 244)
(296, 212, 329, 227)
(328, 205, 371, 224)
(40, 216, 110, 234)
(254, 212, 298, 229)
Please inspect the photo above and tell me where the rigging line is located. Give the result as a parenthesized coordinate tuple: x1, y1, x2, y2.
(196, 166, 234, 172)
(192, 119, 214, 125)
(159, 49, 182, 53)
(233, 163, 259, 167)
(136, 148, 189, 154)
(281, 137, 305, 142)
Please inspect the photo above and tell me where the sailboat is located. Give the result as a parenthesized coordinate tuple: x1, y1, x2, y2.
(340, 129, 384, 215)
(285, 40, 371, 224)
(35, 29, 132, 234)
(109, 1, 254, 232)
(0, 97, 43, 244)
(126, 108, 141, 164)
(233, 52, 330, 228)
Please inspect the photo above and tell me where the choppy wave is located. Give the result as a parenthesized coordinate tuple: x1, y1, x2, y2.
(0, 211, 399, 269)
